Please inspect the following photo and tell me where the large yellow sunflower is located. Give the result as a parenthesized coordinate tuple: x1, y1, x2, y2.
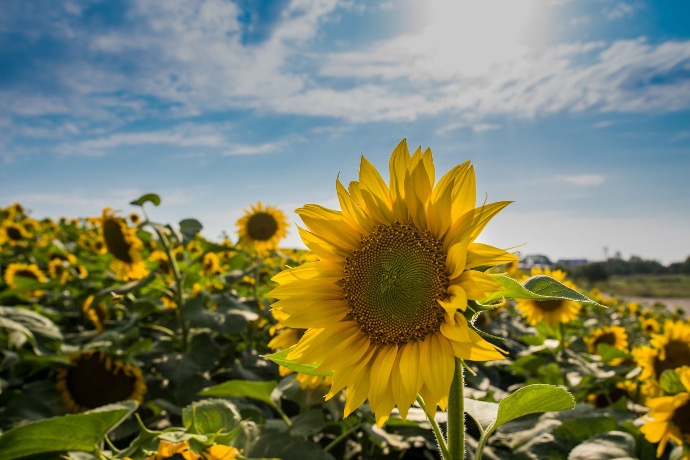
(633, 320, 690, 382)
(270, 139, 517, 426)
(236, 202, 288, 253)
(640, 366, 690, 458)
(56, 350, 146, 413)
(516, 268, 581, 328)
(101, 208, 147, 280)
(585, 325, 629, 355)
(0, 221, 32, 246)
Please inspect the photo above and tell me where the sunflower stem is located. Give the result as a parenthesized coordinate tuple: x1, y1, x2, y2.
(417, 395, 450, 460)
(447, 357, 466, 460)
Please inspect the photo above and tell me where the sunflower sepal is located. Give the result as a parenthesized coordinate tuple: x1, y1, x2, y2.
(263, 347, 335, 377)
(659, 369, 687, 395)
(482, 274, 605, 308)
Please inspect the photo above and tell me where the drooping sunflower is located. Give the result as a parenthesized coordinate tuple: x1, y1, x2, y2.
(101, 208, 147, 280)
(236, 202, 288, 253)
(633, 320, 690, 382)
(56, 350, 146, 413)
(270, 140, 517, 426)
(640, 366, 690, 458)
(3, 262, 47, 297)
(516, 268, 581, 328)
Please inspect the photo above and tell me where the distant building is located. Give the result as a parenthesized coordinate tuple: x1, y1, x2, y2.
(557, 258, 589, 267)
(519, 254, 553, 270)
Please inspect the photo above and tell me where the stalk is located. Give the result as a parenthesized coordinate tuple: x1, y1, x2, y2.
(447, 358, 466, 460)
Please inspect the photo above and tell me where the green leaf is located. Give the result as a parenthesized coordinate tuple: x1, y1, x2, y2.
(464, 398, 499, 432)
(181, 297, 250, 335)
(182, 399, 242, 435)
(0, 401, 137, 460)
(493, 384, 574, 431)
(199, 380, 279, 410)
(596, 343, 630, 364)
(482, 274, 604, 307)
(660, 369, 687, 395)
(249, 429, 335, 460)
(179, 218, 203, 241)
(553, 416, 618, 442)
(289, 409, 326, 437)
(130, 193, 161, 207)
(263, 348, 334, 377)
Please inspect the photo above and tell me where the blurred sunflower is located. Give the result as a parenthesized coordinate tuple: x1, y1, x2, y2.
(82, 295, 110, 332)
(101, 208, 147, 280)
(634, 320, 690, 382)
(585, 325, 629, 355)
(56, 350, 146, 413)
(516, 268, 581, 328)
(3, 262, 47, 297)
(640, 366, 690, 458)
(201, 252, 222, 276)
(202, 445, 242, 460)
(236, 202, 288, 253)
(0, 221, 32, 246)
(146, 440, 199, 460)
(642, 317, 662, 335)
(128, 212, 141, 225)
(270, 140, 516, 426)
(48, 258, 71, 284)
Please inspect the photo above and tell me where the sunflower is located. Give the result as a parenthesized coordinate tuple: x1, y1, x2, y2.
(640, 366, 690, 458)
(634, 320, 690, 383)
(3, 262, 47, 297)
(516, 268, 581, 328)
(101, 208, 147, 280)
(202, 445, 242, 460)
(585, 325, 629, 355)
(82, 295, 110, 332)
(201, 252, 222, 276)
(0, 221, 31, 246)
(56, 350, 146, 413)
(146, 440, 199, 460)
(642, 317, 662, 335)
(236, 202, 288, 253)
(270, 139, 516, 426)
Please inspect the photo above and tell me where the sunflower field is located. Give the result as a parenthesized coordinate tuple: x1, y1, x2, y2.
(1, 141, 689, 460)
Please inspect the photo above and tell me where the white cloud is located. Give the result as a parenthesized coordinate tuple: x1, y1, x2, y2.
(223, 142, 283, 156)
(592, 120, 614, 128)
(436, 122, 501, 135)
(557, 174, 606, 186)
(605, 2, 639, 20)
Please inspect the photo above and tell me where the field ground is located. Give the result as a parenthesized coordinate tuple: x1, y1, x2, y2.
(578, 274, 690, 298)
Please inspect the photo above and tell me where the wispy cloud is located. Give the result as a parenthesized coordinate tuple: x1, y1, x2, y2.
(557, 174, 606, 186)
(605, 2, 640, 20)
(436, 122, 501, 135)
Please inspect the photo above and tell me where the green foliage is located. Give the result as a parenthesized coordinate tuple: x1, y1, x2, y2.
(0, 402, 137, 459)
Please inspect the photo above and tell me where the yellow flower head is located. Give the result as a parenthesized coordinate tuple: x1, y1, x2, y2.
(585, 325, 629, 355)
(82, 295, 110, 332)
(101, 208, 147, 280)
(633, 320, 690, 382)
(146, 440, 199, 460)
(516, 268, 581, 328)
(640, 367, 690, 458)
(642, 317, 661, 335)
(270, 140, 517, 426)
(236, 201, 288, 253)
(3, 262, 47, 297)
(0, 221, 32, 246)
(56, 350, 146, 413)
(201, 252, 222, 276)
(202, 445, 242, 460)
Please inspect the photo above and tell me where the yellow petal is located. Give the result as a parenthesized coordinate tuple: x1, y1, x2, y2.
(466, 243, 519, 269)
(446, 241, 468, 280)
(369, 345, 398, 425)
(389, 139, 410, 221)
(458, 270, 502, 300)
(438, 284, 468, 322)
(297, 205, 361, 251)
(298, 227, 347, 262)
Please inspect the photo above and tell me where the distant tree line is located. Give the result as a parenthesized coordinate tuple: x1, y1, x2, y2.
(558, 255, 690, 282)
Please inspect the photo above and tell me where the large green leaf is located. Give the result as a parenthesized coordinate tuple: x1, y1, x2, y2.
(179, 218, 203, 242)
(465, 384, 574, 438)
(482, 274, 604, 307)
(199, 380, 279, 410)
(263, 348, 334, 377)
(0, 401, 137, 459)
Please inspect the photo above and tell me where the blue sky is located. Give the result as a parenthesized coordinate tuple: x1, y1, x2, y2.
(1, 0, 689, 264)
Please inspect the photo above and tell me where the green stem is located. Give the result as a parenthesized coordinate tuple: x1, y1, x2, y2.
(447, 358, 466, 460)
(417, 395, 450, 460)
(324, 422, 362, 452)
(473, 433, 489, 460)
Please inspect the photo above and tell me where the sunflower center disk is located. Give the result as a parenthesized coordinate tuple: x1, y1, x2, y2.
(594, 332, 617, 347)
(246, 212, 278, 241)
(7, 226, 23, 240)
(672, 401, 690, 436)
(534, 299, 565, 312)
(654, 339, 690, 376)
(103, 218, 134, 263)
(343, 221, 449, 345)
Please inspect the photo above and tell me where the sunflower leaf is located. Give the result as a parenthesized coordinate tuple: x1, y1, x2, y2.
(263, 348, 334, 377)
(481, 274, 605, 307)
(488, 384, 575, 436)
(179, 218, 203, 242)
(659, 369, 686, 395)
(130, 193, 161, 207)
(0, 401, 137, 459)
(182, 399, 242, 436)
(199, 380, 279, 410)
